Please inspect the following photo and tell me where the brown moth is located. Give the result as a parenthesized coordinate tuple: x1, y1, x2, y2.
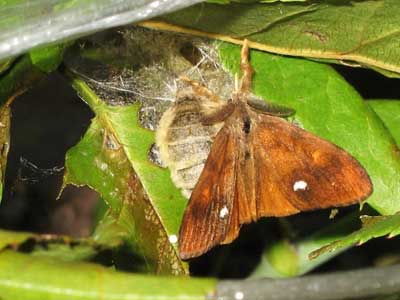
(174, 40, 373, 259)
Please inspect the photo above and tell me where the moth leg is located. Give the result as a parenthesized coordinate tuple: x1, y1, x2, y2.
(240, 39, 254, 93)
(179, 75, 231, 124)
(179, 76, 222, 103)
(201, 102, 235, 125)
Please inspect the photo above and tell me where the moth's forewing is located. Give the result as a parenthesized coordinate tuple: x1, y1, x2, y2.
(178, 124, 240, 259)
(224, 111, 301, 226)
(179, 109, 373, 259)
(252, 113, 373, 213)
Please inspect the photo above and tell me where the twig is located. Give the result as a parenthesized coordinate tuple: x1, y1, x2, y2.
(216, 264, 400, 300)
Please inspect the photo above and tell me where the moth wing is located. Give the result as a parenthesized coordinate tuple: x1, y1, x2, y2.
(233, 138, 300, 225)
(252, 115, 373, 215)
(178, 124, 240, 259)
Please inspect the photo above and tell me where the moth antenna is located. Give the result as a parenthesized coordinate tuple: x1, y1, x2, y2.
(240, 39, 254, 93)
(179, 76, 222, 103)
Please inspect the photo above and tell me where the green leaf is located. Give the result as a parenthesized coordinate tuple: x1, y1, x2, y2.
(63, 76, 188, 275)
(219, 42, 400, 215)
(252, 213, 361, 277)
(369, 100, 400, 146)
(29, 44, 66, 73)
(0, 229, 103, 263)
(258, 240, 299, 277)
(0, 55, 44, 106)
(309, 213, 400, 259)
(0, 250, 215, 300)
(0, 58, 12, 75)
(143, 0, 400, 76)
(91, 208, 129, 248)
(0, 105, 10, 199)
(29, 243, 101, 263)
(0, 229, 33, 250)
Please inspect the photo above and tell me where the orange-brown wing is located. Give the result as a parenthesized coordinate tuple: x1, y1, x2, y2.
(178, 124, 240, 260)
(251, 114, 373, 216)
(231, 134, 300, 227)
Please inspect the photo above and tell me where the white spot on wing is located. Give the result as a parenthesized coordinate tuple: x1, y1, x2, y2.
(293, 180, 308, 191)
(219, 206, 229, 219)
(169, 235, 178, 244)
(234, 291, 244, 300)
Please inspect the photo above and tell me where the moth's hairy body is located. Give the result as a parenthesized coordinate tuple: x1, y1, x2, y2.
(156, 92, 224, 198)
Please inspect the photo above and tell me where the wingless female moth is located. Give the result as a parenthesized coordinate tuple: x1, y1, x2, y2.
(158, 40, 373, 259)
